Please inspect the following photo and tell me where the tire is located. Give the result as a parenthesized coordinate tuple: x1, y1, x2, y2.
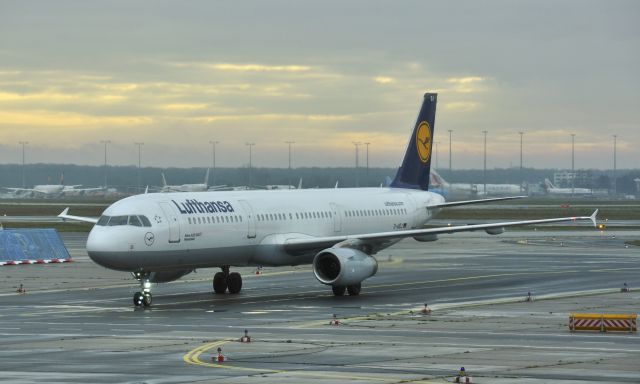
(142, 293, 152, 307)
(213, 272, 227, 294)
(227, 272, 242, 294)
(332, 285, 346, 296)
(347, 283, 361, 296)
(133, 292, 143, 306)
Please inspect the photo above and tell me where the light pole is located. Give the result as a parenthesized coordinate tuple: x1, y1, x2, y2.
(364, 142, 370, 184)
(570, 134, 575, 196)
(613, 134, 617, 197)
(100, 140, 111, 188)
(209, 140, 219, 185)
(353, 142, 361, 187)
(134, 142, 144, 193)
(246, 143, 255, 187)
(448, 129, 453, 177)
(518, 132, 524, 193)
(285, 141, 295, 189)
(19, 141, 28, 188)
(482, 131, 488, 195)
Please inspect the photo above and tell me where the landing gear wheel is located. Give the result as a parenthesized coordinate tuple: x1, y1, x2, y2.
(133, 292, 144, 306)
(227, 272, 242, 294)
(347, 283, 361, 296)
(142, 292, 152, 307)
(213, 272, 227, 294)
(332, 285, 346, 296)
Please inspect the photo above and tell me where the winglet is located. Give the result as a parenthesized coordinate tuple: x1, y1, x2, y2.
(590, 209, 598, 228)
(58, 207, 70, 221)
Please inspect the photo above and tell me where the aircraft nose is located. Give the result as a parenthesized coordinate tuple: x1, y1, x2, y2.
(86, 228, 132, 271)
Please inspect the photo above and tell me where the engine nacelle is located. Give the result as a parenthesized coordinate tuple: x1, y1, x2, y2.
(485, 227, 505, 235)
(313, 248, 378, 286)
(148, 270, 193, 283)
(413, 234, 438, 242)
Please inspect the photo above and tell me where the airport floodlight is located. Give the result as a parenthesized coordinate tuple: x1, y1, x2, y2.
(518, 132, 524, 193)
(570, 134, 575, 196)
(100, 140, 111, 188)
(134, 142, 144, 193)
(18, 141, 28, 188)
(246, 143, 255, 186)
(613, 135, 617, 197)
(209, 140, 220, 185)
(352, 142, 362, 187)
(364, 142, 370, 177)
(285, 141, 295, 189)
(482, 131, 487, 195)
(448, 129, 453, 177)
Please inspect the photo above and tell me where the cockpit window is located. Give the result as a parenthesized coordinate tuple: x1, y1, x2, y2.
(139, 215, 152, 227)
(97, 215, 110, 226)
(128, 215, 142, 227)
(96, 214, 153, 227)
(108, 215, 128, 226)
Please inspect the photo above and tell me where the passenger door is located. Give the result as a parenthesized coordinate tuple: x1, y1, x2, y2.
(330, 203, 342, 233)
(159, 202, 181, 243)
(238, 200, 256, 238)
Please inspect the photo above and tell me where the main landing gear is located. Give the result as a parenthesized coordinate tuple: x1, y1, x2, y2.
(132, 271, 152, 307)
(332, 282, 361, 296)
(213, 266, 243, 294)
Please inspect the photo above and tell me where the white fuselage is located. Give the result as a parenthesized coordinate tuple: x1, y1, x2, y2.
(86, 188, 444, 272)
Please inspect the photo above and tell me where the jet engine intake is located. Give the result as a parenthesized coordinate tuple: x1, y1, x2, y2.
(147, 270, 193, 283)
(485, 227, 505, 235)
(313, 248, 378, 286)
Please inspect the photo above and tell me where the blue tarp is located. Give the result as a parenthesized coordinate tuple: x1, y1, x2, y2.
(0, 228, 70, 261)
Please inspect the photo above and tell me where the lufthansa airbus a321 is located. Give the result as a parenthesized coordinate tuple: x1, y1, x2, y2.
(60, 93, 598, 307)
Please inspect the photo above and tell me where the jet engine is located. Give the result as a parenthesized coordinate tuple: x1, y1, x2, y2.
(313, 248, 378, 286)
(147, 270, 193, 283)
(485, 227, 505, 235)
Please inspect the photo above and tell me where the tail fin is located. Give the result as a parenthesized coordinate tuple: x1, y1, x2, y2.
(544, 178, 554, 190)
(204, 168, 210, 186)
(390, 93, 437, 190)
(161, 173, 168, 187)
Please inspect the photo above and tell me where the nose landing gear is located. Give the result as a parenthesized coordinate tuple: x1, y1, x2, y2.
(132, 271, 152, 307)
(212, 266, 243, 294)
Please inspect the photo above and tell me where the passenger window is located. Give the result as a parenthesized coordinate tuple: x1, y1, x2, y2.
(128, 215, 142, 227)
(97, 215, 110, 226)
(240, 216, 243, 222)
(225, 216, 229, 223)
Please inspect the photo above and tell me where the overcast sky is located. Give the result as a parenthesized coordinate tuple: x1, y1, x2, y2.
(0, 0, 638, 170)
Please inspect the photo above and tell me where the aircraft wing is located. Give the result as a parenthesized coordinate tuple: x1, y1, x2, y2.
(428, 195, 526, 209)
(58, 208, 99, 224)
(284, 210, 598, 253)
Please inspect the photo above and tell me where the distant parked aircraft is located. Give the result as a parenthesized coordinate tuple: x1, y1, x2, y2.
(3, 173, 103, 197)
(429, 170, 523, 199)
(543, 178, 593, 195)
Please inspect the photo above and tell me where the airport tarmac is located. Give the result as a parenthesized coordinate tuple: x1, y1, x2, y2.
(1, 230, 639, 383)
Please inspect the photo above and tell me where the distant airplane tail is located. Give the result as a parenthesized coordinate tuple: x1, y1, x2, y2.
(161, 173, 168, 187)
(544, 178, 555, 190)
(390, 93, 437, 191)
(429, 169, 449, 188)
(204, 168, 210, 186)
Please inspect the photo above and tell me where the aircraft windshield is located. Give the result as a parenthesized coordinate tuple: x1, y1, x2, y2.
(96, 215, 152, 227)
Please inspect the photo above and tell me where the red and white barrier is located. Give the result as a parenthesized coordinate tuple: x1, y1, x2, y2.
(1, 258, 72, 266)
(570, 313, 637, 332)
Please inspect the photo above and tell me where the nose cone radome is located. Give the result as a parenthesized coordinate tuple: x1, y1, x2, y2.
(86, 228, 134, 271)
